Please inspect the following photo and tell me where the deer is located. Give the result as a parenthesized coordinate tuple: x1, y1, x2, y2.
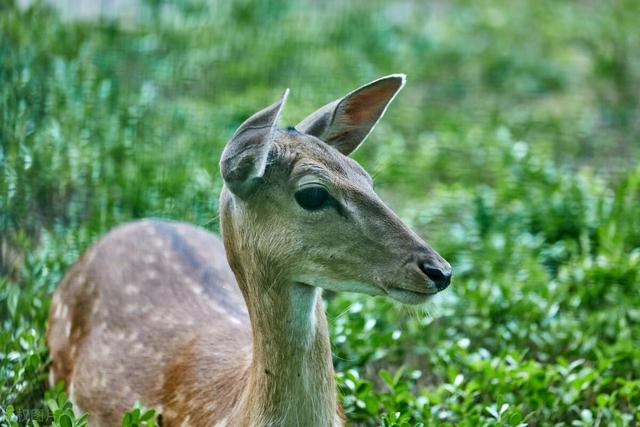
(47, 74, 452, 426)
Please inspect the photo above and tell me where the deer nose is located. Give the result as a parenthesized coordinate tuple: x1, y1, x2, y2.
(418, 263, 452, 291)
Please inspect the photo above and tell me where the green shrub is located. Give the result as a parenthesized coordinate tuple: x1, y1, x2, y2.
(2, 0, 639, 425)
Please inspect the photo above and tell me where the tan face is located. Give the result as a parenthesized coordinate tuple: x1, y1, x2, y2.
(220, 75, 452, 304)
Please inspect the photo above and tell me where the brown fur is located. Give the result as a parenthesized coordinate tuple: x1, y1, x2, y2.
(47, 75, 451, 426)
(48, 220, 253, 425)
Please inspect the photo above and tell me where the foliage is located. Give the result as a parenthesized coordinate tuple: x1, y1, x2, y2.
(1, 0, 640, 425)
(121, 402, 158, 427)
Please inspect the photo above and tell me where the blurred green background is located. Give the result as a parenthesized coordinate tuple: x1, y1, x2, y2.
(1, 0, 640, 425)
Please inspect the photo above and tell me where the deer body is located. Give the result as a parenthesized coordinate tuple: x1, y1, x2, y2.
(48, 75, 452, 426)
(48, 219, 338, 426)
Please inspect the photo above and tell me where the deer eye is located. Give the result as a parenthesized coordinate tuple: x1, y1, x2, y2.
(295, 187, 330, 211)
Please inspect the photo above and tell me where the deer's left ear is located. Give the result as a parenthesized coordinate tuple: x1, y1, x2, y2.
(296, 74, 405, 156)
(220, 89, 288, 198)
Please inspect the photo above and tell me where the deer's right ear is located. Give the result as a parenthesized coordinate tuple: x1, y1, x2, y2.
(220, 89, 289, 198)
(296, 74, 405, 156)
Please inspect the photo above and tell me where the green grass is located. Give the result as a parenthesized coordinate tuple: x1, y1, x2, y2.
(2, 0, 640, 425)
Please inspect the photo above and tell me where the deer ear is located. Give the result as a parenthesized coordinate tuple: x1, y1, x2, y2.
(220, 89, 289, 198)
(296, 74, 405, 156)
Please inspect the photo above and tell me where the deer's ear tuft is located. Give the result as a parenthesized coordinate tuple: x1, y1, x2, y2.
(296, 74, 405, 156)
(220, 89, 289, 197)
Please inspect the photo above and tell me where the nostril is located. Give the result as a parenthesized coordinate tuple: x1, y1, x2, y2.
(418, 263, 452, 291)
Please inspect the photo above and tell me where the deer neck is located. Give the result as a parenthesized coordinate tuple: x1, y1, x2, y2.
(234, 267, 337, 426)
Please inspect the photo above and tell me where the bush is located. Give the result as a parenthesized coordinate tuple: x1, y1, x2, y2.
(2, 0, 639, 425)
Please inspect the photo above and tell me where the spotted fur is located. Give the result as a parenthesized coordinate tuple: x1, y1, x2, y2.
(47, 75, 451, 426)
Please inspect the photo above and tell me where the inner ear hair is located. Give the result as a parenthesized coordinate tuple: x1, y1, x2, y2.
(220, 89, 289, 197)
(296, 74, 406, 156)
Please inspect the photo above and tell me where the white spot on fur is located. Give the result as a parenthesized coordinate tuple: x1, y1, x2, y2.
(85, 247, 97, 265)
(125, 284, 140, 295)
(214, 417, 228, 427)
(208, 301, 226, 315)
(125, 304, 138, 314)
(48, 369, 55, 388)
(54, 303, 69, 321)
(173, 264, 185, 276)
(74, 273, 86, 286)
(68, 381, 80, 416)
(91, 302, 101, 315)
(121, 384, 137, 399)
(54, 303, 63, 319)
(127, 331, 140, 342)
(164, 313, 176, 325)
(64, 322, 71, 338)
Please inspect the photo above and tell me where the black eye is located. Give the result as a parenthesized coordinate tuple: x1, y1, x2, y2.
(295, 187, 330, 211)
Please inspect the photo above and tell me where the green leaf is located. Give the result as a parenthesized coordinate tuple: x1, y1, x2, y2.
(59, 414, 73, 427)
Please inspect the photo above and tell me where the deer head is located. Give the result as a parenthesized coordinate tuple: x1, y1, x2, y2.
(219, 75, 451, 305)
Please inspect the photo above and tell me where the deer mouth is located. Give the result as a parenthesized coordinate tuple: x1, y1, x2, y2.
(387, 286, 437, 305)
